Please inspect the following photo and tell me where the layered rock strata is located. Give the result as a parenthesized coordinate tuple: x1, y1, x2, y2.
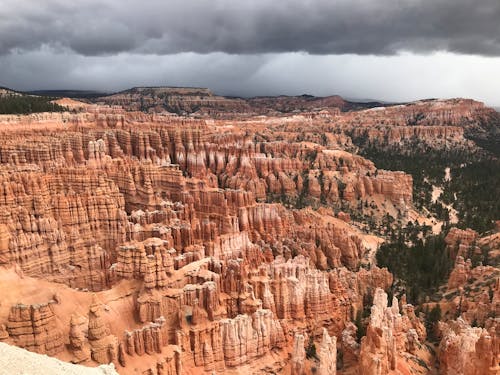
(3, 98, 487, 374)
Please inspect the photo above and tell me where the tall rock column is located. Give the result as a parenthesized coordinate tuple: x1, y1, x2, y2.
(359, 288, 397, 375)
(291, 333, 305, 375)
(317, 328, 336, 375)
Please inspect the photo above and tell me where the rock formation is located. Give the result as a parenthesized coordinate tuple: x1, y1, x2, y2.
(440, 229, 499, 326)
(359, 288, 428, 375)
(6, 301, 64, 355)
(87, 295, 118, 365)
(317, 328, 337, 375)
(439, 318, 499, 375)
(291, 333, 306, 375)
(0, 92, 497, 374)
(69, 314, 91, 363)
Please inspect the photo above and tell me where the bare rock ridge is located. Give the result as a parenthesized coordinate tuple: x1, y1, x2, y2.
(291, 332, 306, 375)
(0, 108, 409, 289)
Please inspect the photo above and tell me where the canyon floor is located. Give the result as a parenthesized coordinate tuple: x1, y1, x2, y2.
(0, 87, 498, 374)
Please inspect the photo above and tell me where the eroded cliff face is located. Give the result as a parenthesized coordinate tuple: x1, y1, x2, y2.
(0, 105, 397, 374)
(0, 97, 497, 375)
(95, 90, 497, 150)
(0, 107, 411, 291)
(338, 98, 494, 150)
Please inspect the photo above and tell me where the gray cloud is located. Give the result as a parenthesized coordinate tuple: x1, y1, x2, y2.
(2, 49, 500, 107)
(2, 0, 499, 107)
(0, 0, 499, 56)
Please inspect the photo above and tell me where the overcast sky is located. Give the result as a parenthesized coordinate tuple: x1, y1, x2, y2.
(1, 0, 499, 106)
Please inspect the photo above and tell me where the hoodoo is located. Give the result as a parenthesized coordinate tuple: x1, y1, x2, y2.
(0, 87, 497, 374)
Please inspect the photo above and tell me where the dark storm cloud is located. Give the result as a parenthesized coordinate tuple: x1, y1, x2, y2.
(1, 0, 499, 57)
(3, 49, 500, 107)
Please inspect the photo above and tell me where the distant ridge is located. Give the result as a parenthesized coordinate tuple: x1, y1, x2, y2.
(113, 86, 213, 97)
(1, 85, 496, 114)
(122, 85, 211, 91)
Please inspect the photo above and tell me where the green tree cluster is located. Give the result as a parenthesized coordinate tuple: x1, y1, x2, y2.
(0, 95, 66, 114)
(376, 233, 453, 304)
(357, 143, 499, 233)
